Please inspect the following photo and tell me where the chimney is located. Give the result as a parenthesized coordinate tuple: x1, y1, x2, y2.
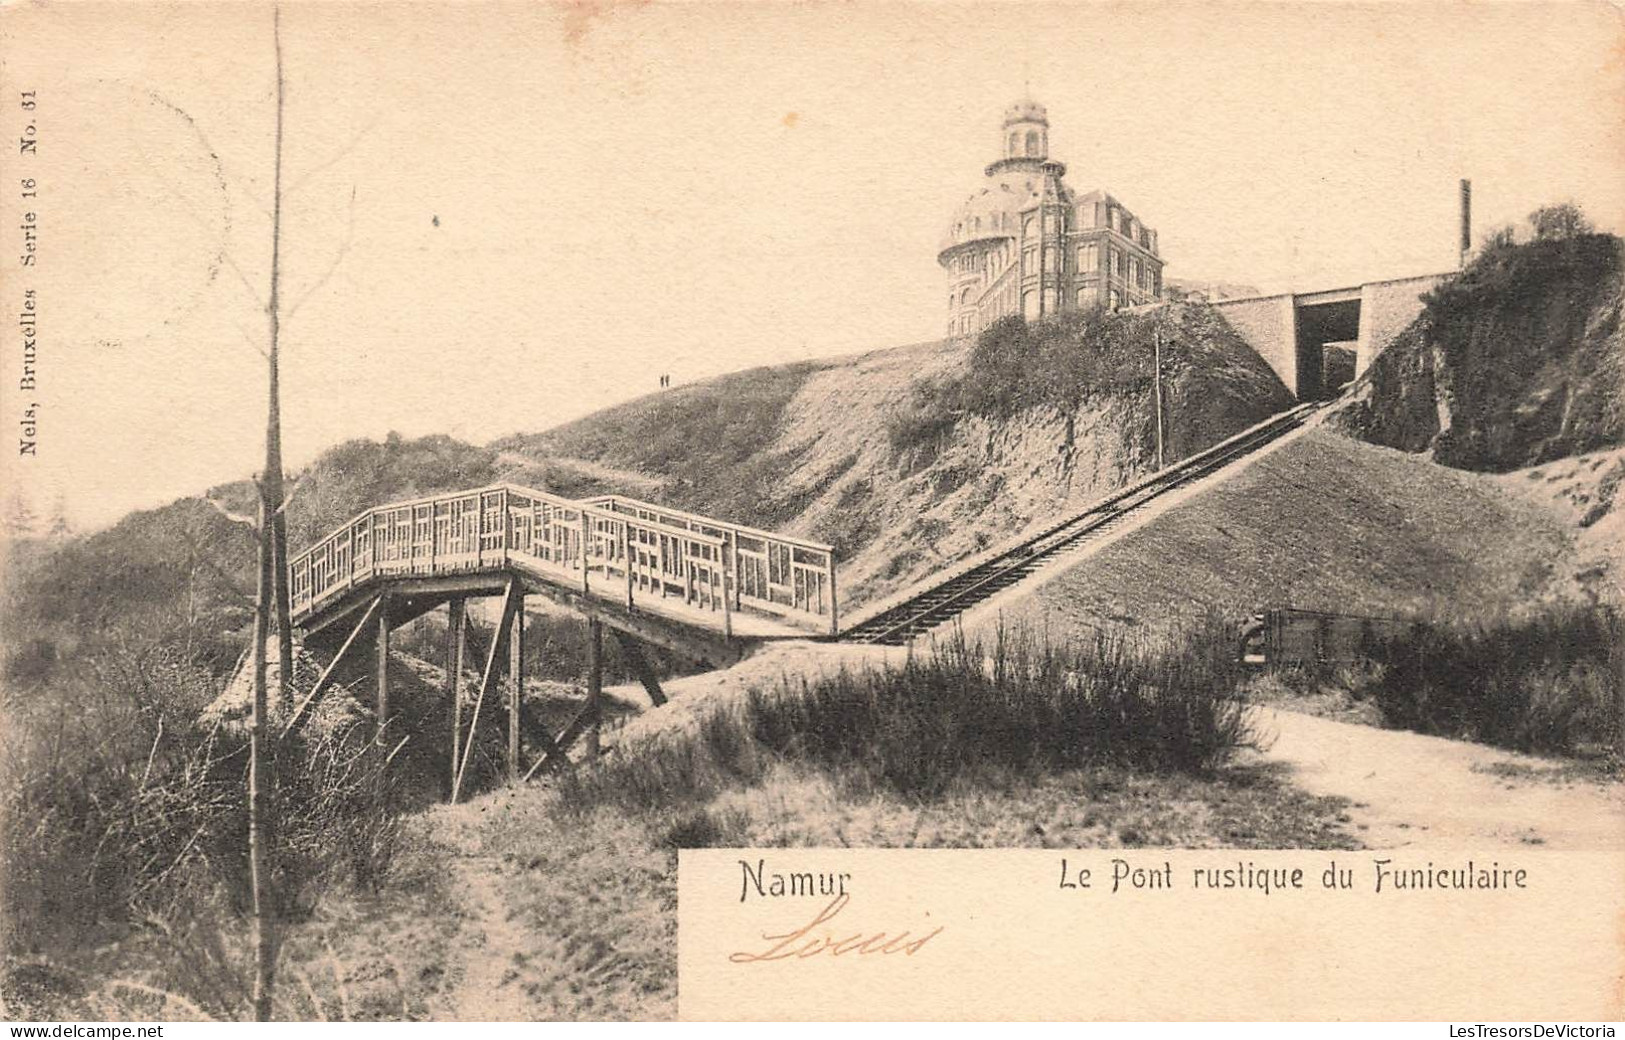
(1459, 179, 1472, 269)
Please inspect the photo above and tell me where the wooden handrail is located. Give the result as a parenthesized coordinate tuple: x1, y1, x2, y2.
(582, 493, 833, 555)
(288, 479, 831, 627)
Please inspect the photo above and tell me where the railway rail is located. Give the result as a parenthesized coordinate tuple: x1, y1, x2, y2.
(839, 402, 1321, 645)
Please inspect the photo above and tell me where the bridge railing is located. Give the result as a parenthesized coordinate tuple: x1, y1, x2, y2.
(289, 484, 837, 636)
(583, 494, 838, 633)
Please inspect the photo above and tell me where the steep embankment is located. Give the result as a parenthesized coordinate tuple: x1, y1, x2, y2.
(1335, 233, 1622, 472)
(502, 303, 1292, 609)
(1328, 231, 1623, 603)
(1492, 447, 1625, 604)
(975, 427, 1576, 648)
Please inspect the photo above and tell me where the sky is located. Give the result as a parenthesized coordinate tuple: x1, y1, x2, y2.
(2, 1, 1621, 531)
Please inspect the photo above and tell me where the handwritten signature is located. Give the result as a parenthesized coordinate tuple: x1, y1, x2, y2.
(729, 893, 944, 963)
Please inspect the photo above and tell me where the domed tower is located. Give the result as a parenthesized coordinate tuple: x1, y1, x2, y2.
(938, 96, 1165, 338)
(1002, 98, 1049, 163)
(986, 98, 1065, 179)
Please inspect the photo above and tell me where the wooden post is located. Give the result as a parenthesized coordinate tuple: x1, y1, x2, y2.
(447, 599, 466, 800)
(586, 617, 603, 759)
(429, 504, 439, 574)
(721, 555, 733, 640)
(500, 487, 512, 567)
(622, 522, 634, 611)
(507, 593, 524, 785)
(580, 511, 591, 593)
(730, 532, 741, 611)
(375, 598, 391, 740)
(827, 553, 839, 637)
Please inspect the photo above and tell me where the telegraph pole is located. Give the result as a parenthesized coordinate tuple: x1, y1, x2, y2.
(1459, 179, 1472, 270)
(1153, 326, 1166, 469)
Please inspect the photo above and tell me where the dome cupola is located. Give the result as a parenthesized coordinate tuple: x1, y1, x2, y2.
(1002, 97, 1049, 160)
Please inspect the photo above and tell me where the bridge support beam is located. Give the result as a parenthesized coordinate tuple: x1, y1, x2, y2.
(375, 597, 391, 741)
(452, 576, 520, 804)
(586, 618, 603, 759)
(613, 629, 666, 707)
(508, 592, 525, 785)
(282, 594, 383, 741)
(446, 598, 466, 800)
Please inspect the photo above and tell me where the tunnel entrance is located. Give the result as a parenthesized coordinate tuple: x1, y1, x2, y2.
(1294, 299, 1361, 400)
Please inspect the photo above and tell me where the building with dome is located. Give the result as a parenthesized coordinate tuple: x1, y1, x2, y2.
(940, 98, 1165, 337)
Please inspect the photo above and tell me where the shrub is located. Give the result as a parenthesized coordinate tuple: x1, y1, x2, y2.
(555, 621, 1254, 815)
(1, 641, 411, 1017)
(1364, 605, 1621, 756)
(1528, 202, 1592, 242)
(883, 380, 960, 472)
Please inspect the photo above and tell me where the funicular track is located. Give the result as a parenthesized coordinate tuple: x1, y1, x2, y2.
(839, 402, 1320, 645)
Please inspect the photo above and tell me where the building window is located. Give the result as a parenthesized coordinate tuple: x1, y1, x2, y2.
(1078, 242, 1098, 271)
(1022, 290, 1039, 319)
(1109, 290, 1120, 310)
(1025, 129, 1040, 155)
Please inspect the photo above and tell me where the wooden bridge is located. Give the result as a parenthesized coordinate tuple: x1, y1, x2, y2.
(280, 403, 1315, 801)
(281, 483, 836, 799)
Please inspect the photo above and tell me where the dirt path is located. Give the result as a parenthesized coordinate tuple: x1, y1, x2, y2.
(1250, 707, 1625, 849)
(440, 852, 536, 1022)
(494, 451, 667, 496)
(422, 797, 561, 1023)
(608, 640, 1624, 851)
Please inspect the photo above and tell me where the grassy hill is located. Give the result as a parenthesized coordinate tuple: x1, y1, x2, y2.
(979, 427, 1577, 648)
(501, 302, 1292, 608)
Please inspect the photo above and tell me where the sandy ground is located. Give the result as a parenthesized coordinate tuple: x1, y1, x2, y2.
(1248, 706, 1624, 850)
(604, 639, 906, 746)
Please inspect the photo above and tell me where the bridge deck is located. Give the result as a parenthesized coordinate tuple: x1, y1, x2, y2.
(289, 483, 837, 652)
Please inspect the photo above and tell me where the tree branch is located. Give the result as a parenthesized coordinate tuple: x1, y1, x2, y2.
(284, 115, 380, 199)
(285, 184, 357, 322)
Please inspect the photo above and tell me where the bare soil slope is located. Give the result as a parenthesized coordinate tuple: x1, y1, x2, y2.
(976, 427, 1575, 647)
(500, 304, 1291, 610)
